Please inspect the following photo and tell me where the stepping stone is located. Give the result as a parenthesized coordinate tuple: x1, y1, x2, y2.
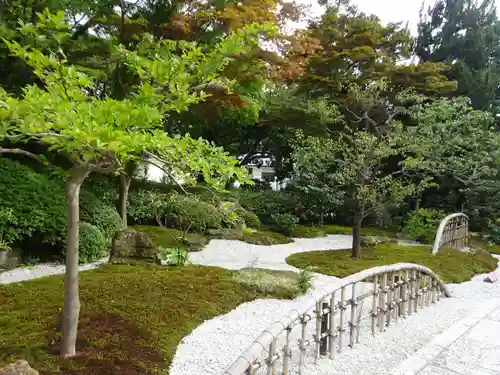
(484, 272, 498, 283)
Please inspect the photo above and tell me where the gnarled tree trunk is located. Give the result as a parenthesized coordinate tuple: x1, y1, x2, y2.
(61, 166, 89, 358)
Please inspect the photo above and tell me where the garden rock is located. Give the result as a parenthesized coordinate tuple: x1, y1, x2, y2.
(182, 234, 209, 251)
(110, 229, 157, 264)
(0, 360, 39, 375)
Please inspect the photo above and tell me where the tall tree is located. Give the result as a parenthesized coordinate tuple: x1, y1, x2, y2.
(0, 11, 258, 357)
(417, 0, 500, 110)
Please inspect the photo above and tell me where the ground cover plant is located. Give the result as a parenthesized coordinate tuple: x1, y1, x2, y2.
(0, 264, 302, 375)
(286, 244, 497, 284)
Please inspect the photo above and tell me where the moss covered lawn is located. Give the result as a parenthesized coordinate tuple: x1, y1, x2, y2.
(0, 264, 299, 375)
(292, 225, 397, 239)
(286, 244, 498, 284)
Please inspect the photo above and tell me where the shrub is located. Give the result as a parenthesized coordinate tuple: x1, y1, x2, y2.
(0, 158, 67, 245)
(92, 206, 123, 242)
(237, 190, 300, 225)
(62, 223, 108, 264)
(128, 189, 171, 225)
(404, 208, 447, 244)
(219, 202, 244, 228)
(157, 247, 189, 266)
(236, 208, 261, 228)
(166, 194, 222, 233)
(486, 219, 500, 245)
(269, 213, 299, 236)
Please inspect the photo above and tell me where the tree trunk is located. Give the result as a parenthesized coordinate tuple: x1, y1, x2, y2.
(117, 163, 135, 228)
(61, 166, 89, 358)
(351, 210, 363, 259)
(118, 174, 131, 228)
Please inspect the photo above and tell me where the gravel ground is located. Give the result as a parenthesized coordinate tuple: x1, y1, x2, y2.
(1, 235, 498, 375)
(170, 240, 500, 375)
(189, 235, 353, 271)
(0, 257, 108, 284)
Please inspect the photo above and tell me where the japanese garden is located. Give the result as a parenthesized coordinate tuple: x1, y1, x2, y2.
(1, 1, 500, 375)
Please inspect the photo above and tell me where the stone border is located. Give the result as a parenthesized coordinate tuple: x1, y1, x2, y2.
(389, 297, 500, 375)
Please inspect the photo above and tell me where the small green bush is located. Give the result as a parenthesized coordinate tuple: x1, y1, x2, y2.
(157, 247, 189, 266)
(80, 200, 122, 243)
(269, 213, 299, 236)
(487, 219, 500, 245)
(128, 189, 171, 225)
(62, 223, 108, 264)
(236, 208, 261, 228)
(404, 208, 447, 244)
(219, 202, 243, 228)
(166, 195, 222, 232)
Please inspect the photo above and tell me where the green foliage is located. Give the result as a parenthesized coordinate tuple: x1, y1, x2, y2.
(128, 189, 170, 226)
(417, 0, 500, 110)
(297, 267, 313, 294)
(0, 158, 67, 246)
(219, 202, 243, 228)
(403, 209, 447, 244)
(236, 189, 301, 224)
(269, 213, 299, 236)
(486, 219, 500, 245)
(169, 196, 222, 233)
(236, 208, 261, 228)
(286, 244, 497, 284)
(157, 247, 189, 266)
(71, 223, 108, 264)
(0, 265, 296, 374)
(80, 191, 122, 241)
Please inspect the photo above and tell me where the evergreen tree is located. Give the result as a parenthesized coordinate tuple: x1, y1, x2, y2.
(417, 0, 500, 110)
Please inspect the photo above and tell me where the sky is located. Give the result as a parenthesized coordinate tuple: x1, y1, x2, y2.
(298, 0, 500, 35)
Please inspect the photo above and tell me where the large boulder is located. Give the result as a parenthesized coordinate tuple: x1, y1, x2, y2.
(0, 360, 39, 375)
(110, 228, 157, 264)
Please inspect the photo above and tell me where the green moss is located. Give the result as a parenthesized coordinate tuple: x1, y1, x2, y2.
(292, 225, 327, 238)
(291, 225, 398, 239)
(469, 235, 500, 255)
(321, 225, 398, 238)
(241, 230, 292, 245)
(130, 225, 208, 252)
(286, 243, 497, 284)
(0, 264, 295, 374)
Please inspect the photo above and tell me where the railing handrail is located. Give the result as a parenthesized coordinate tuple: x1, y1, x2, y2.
(223, 263, 450, 375)
(432, 213, 469, 255)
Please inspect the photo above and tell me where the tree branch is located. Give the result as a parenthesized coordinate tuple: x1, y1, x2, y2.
(0, 148, 49, 164)
(143, 151, 188, 194)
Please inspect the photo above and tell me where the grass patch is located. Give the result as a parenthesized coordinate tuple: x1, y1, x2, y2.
(131, 225, 208, 251)
(241, 229, 292, 245)
(0, 264, 297, 375)
(286, 243, 497, 284)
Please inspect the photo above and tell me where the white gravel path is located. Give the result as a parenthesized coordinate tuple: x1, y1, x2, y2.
(170, 238, 500, 375)
(189, 235, 353, 271)
(0, 257, 108, 284)
(1, 234, 498, 375)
